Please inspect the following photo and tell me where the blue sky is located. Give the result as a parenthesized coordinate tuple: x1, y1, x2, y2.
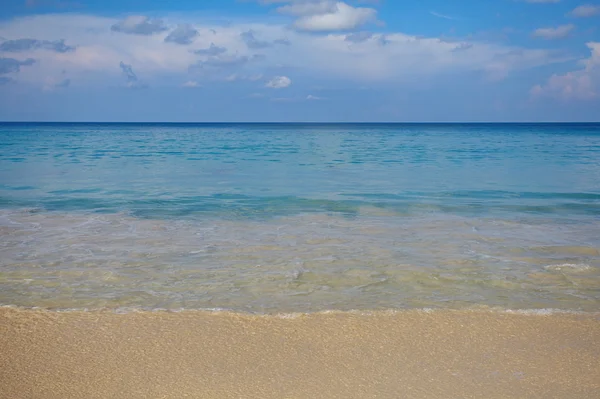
(0, 0, 599, 121)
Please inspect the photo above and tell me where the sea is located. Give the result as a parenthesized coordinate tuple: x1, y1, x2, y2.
(0, 122, 599, 313)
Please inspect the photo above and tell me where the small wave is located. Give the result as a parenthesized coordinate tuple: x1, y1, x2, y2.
(2, 304, 598, 318)
(544, 263, 593, 272)
(502, 308, 562, 316)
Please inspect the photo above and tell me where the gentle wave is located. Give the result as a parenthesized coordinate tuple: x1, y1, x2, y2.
(544, 263, 593, 272)
(1, 208, 599, 312)
(1, 193, 600, 218)
(2, 304, 599, 318)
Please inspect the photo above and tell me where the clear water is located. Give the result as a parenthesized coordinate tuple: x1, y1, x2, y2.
(1, 123, 599, 312)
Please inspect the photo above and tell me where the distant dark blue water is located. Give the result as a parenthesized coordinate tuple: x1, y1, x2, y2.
(1, 123, 599, 312)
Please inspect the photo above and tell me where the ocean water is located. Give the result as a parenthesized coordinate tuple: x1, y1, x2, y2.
(0, 122, 599, 313)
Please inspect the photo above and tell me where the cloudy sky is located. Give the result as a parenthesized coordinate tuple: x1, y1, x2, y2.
(0, 0, 599, 121)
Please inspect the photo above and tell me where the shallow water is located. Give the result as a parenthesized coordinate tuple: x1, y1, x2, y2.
(1, 123, 599, 312)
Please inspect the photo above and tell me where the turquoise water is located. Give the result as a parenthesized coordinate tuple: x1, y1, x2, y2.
(1, 123, 599, 312)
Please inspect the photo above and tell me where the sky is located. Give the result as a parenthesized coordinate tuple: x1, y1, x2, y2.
(0, 0, 599, 122)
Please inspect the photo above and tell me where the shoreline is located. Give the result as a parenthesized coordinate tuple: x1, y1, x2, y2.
(2, 304, 600, 316)
(2, 307, 599, 399)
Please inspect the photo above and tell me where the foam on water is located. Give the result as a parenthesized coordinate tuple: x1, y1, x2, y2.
(1, 208, 599, 312)
(544, 263, 593, 272)
(3, 304, 599, 321)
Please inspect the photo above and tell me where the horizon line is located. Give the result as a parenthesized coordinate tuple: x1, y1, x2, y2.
(1, 121, 600, 124)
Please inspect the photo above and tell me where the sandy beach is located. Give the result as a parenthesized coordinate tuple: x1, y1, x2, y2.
(1, 308, 599, 399)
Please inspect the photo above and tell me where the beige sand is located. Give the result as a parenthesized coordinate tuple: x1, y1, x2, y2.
(1, 308, 599, 399)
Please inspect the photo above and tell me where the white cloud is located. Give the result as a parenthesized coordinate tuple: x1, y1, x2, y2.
(270, 1, 377, 31)
(531, 42, 600, 100)
(193, 54, 256, 69)
(293, 2, 377, 31)
(0, 14, 203, 84)
(111, 16, 168, 36)
(306, 94, 323, 100)
(193, 43, 227, 56)
(570, 5, 600, 18)
(224, 73, 263, 82)
(430, 11, 455, 20)
(298, 32, 569, 81)
(277, 1, 338, 17)
(226, 73, 264, 82)
(0, 14, 571, 89)
(266, 75, 292, 88)
(344, 31, 373, 43)
(182, 80, 200, 87)
(119, 61, 147, 89)
(165, 24, 198, 45)
(531, 72, 595, 100)
(0, 38, 75, 53)
(532, 24, 574, 39)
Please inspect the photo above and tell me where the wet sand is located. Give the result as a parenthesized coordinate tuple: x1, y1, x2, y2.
(1, 308, 599, 399)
